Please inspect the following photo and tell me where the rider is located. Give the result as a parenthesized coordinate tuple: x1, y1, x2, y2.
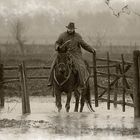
(48, 22, 96, 88)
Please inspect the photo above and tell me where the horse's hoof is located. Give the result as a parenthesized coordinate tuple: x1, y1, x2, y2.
(74, 109, 78, 112)
(66, 109, 69, 112)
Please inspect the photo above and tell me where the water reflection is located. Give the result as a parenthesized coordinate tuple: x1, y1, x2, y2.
(50, 113, 91, 136)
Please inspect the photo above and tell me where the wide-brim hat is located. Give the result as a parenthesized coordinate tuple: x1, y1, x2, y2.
(66, 22, 77, 29)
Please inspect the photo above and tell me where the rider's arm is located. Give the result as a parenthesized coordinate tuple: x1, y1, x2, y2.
(79, 39, 95, 53)
(55, 33, 64, 51)
(78, 34, 95, 53)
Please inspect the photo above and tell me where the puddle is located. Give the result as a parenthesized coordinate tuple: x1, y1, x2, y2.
(0, 96, 139, 140)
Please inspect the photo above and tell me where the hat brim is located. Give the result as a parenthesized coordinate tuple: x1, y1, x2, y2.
(66, 26, 77, 29)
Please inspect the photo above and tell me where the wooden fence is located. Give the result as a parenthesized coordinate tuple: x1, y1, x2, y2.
(0, 51, 139, 117)
(0, 61, 51, 114)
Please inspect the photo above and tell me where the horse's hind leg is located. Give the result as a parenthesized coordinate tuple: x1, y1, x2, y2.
(65, 92, 72, 112)
(80, 89, 86, 112)
(55, 89, 62, 112)
(74, 90, 80, 112)
(130, 93, 134, 102)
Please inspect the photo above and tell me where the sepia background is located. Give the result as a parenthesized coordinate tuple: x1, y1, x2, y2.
(0, 0, 140, 140)
(0, 0, 140, 54)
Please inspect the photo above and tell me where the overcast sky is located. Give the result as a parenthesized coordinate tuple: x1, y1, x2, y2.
(0, 0, 140, 44)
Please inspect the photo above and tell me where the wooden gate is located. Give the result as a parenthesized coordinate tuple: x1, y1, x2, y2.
(92, 52, 134, 112)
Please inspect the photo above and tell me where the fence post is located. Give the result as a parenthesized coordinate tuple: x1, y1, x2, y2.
(93, 53, 98, 107)
(133, 50, 140, 118)
(0, 63, 4, 107)
(121, 54, 126, 112)
(19, 61, 31, 114)
(107, 52, 110, 110)
(114, 64, 119, 108)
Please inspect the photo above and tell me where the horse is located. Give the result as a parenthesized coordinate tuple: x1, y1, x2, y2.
(52, 49, 95, 113)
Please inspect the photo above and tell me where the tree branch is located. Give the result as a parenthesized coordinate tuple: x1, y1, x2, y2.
(105, 0, 140, 18)
(10, 18, 27, 57)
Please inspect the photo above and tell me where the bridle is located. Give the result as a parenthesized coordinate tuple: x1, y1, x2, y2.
(54, 55, 72, 87)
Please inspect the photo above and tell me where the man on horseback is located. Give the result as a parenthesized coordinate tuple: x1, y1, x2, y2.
(48, 22, 96, 88)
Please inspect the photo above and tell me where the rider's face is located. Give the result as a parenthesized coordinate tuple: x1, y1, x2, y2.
(67, 28, 75, 34)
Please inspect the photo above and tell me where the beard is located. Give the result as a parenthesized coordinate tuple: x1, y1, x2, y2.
(67, 30, 75, 35)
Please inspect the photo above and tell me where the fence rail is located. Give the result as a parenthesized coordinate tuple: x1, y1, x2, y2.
(96, 57, 133, 65)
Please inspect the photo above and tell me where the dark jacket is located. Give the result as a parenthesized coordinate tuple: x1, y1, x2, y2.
(55, 31, 93, 55)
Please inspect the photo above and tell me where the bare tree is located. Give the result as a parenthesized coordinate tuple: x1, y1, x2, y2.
(88, 31, 106, 51)
(10, 18, 27, 57)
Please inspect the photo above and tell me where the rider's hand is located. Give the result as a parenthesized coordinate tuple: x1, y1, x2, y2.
(55, 44, 60, 51)
(91, 49, 96, 54)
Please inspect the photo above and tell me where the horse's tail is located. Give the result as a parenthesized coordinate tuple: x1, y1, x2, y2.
(85, 81, 95, 112)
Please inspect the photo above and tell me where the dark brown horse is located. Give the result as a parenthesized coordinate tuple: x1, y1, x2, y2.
(52, 51, 95, 112)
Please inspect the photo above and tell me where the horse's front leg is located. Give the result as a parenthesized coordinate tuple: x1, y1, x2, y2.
(65, 92, 72, 112)
(55, 88, 62, 112)
(74, 90, 80, 112)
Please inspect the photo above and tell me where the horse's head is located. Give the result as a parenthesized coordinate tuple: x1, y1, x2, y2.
(54, 52, 72, 86)
(56, 52, 70, 75)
